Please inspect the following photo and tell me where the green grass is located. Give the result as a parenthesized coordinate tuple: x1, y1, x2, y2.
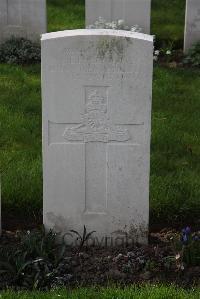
(0, 0, 200, 226)
(151, 0, 185, 47)
(151, 67, 200, 225)
(0, 64, 42, 214)
(1, 286, 200, 299)
(47, 0, 85, 32)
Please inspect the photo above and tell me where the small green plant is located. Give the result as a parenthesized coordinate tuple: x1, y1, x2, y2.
(0, 248, 33, 287)
(69, 225, 96, 250)
(0, 37, 41, 64)
(144, 259, 158, 272)
(0, 228, 72, 290)
(183, 42, 200, 67)
(153, 41, 174, 63)
(19, 227, 58, 260)
(180, 227, 200, 267)
(170, 227, 200, 270)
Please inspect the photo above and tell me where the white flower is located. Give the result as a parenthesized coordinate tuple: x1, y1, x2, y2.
(166, 50, 171, 55)
(175, 253, 181, 260)
(87, 17, 142, 33)
(98, 16, 106, 24)
(180, 264, 185, 271)
(154, 50, 160, 56)
(130, 25, 142, 33)
(118, 19, 125, 26)
(111, 22, 117, 29)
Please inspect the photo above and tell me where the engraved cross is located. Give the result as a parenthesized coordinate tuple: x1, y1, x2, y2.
(49, 87, 144, 214)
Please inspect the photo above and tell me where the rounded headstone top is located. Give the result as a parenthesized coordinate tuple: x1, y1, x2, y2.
(41, 29, 153, 43)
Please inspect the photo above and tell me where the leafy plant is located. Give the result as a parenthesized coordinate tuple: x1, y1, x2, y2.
(170, 227, 200, 270)
(180, 227, 200, 267)
(183, 42, 200, 67)
(0, 228, 72, 290)
(19, 227, 58, 260)
(144, 259, 158, 272)
(0, 248, 32, 287)
(153, 41, 175, 63)
(69, 225, 96, 250)
(87, 17, 142, 33)
(0, 37, 41, 64)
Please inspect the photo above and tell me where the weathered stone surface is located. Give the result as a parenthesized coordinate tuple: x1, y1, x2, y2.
(86, 0, 151, 34)
(184, 0, 200, 52)
(0, 0, 46, 42)
(42, 29, 153, 244)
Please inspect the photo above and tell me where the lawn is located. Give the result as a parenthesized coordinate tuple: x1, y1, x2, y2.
(1, 286, 200, 299)
(0, 64, 42, 217)
(0, 0, 200, 227)
(151, 0, 186, 47)
(47, 0, 85, 32)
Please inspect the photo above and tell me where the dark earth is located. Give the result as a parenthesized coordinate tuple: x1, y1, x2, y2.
(0, 225, 199, 289)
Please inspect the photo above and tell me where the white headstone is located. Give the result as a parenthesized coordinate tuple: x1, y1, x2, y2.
(184, 0, 200, 52)
(0, 0, 46, 43)
(86, 0, 151, 34)
(42, 29, 153, 245)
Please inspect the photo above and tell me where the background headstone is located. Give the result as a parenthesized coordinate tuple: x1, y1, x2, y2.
(86, 0, 151, 34)
(0, 0, 46, 43)
(184, 0, 200, 52)
(42, 29, 153, 245)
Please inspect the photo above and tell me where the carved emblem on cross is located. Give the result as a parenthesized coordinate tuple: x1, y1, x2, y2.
(63, 89, 130, 143)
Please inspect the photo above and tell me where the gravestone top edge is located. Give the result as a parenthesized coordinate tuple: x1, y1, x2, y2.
(41, 29, 153, 43)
